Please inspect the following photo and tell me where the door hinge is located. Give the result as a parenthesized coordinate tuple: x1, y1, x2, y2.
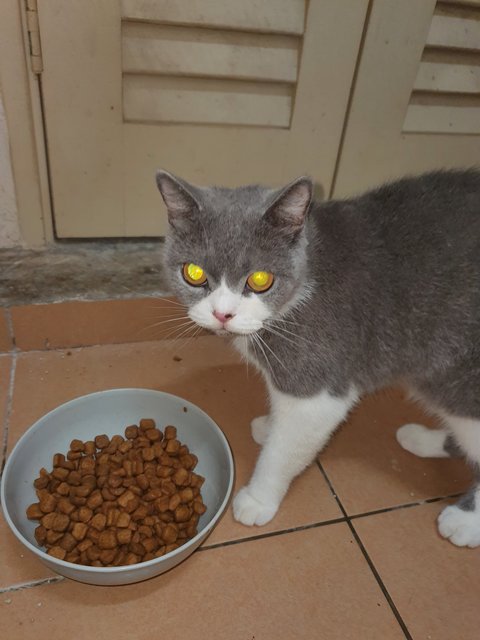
(26, 0, 43, 74)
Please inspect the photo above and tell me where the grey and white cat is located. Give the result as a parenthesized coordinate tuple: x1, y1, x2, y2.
(156, 168, 480, 547)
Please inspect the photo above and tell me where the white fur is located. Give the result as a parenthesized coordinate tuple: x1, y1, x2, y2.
(188, 279, 270, 335)
(438, 503, 480, 547)
(436, 413, 480, 547)
(233, 385, 358, 526)
(396, 423, 450, 458)
(251, 415, 270, 445)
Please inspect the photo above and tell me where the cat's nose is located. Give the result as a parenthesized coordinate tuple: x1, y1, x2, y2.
(213, 310, 235, 324)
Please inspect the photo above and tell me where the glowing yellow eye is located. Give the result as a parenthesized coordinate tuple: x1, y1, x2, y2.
(247, 271, 274, 293)
(182, 263, 207, 286)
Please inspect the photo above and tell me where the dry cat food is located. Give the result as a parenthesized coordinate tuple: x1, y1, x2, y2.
(26, 419, 206, 566)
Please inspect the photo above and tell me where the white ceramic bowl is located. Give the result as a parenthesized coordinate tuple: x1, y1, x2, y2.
(2, 388, 234, 586)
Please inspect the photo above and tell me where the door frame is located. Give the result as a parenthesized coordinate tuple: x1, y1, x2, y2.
(0, 0, 53, 246)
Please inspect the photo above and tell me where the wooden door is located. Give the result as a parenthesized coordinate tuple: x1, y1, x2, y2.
(334, 0, 480, 198)
(37, 0, 368, 238)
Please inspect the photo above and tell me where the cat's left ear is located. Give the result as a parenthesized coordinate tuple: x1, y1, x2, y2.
(155, 170, 200, 231)
(264, 177, 313, 238)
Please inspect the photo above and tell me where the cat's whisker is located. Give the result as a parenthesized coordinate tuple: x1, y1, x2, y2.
(155, 319, 196, 341)
(136, 316, 192, 337)
(252, 332, 278, 385)
(262, 325, 303, 348)
(256, 332, 288, 372)
(265, 322, 313, 346)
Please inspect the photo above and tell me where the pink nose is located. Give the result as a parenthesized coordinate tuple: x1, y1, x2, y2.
(213, 310, 235, 324)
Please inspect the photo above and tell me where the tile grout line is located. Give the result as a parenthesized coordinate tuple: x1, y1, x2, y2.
(198, 516, 348, 552)
(350, 492, 463, 521)
(0, 576, 64, 595)
(0, 309, 18, 477)
(316, 461, 413, 640)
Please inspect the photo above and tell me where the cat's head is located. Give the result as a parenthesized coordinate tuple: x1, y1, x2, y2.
(156, 171, 313, 336)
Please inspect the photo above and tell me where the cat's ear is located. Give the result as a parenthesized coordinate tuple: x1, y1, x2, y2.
(264, 177, 313, 238)
(155, 170, 200, 230)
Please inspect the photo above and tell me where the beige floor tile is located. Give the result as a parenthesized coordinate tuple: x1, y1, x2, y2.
(0, 516, 56, 589)
(0, 524, 405, 640)
(0, 310, 13, 353)
(320, 388, 472, 515)
(0, 356, 11, 423)
(354, 501, 480, 640)
(2, 337, 339, 589)
(10, 297, 203, 351)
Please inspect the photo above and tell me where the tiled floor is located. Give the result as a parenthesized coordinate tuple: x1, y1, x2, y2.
(0, 300, 478, 639)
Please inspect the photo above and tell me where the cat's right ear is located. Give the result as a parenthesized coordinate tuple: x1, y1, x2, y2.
(155, 170, 199, 231)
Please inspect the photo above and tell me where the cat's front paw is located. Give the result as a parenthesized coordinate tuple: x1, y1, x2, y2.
(437, 504, 480, 547)
(251, 416, 270, 445)
(233, 486, 278, 526)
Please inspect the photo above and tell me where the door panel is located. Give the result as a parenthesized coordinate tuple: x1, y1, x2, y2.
(334, 0, 480, 198)
(38, 0, 368, 237)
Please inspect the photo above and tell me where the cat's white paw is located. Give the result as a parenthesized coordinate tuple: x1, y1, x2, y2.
(233, 486, 278, 526)
(251, 415, 270, 445)
(437, 505, 480, 547)
(396, 423, 447, 458)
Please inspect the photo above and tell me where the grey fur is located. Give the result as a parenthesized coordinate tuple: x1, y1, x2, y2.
(443, 434, 464, 458)
(457, 488, 477, 512)
(158, 168, 480, 420)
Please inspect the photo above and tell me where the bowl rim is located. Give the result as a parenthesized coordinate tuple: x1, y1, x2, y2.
(1, 387, 235, 574)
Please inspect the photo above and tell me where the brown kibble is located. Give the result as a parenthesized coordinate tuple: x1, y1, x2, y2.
(107, 474, 123, 488)
(141, 447, 155, 462)
(131, 505, 148, 521)
(165, 439, 180, 455)
(87, 545, 101, 562)
(163, 524, 178, 544)
(71, 522, 88, 541)
(33, 475, 50, 490)
(179, 487, 194, 503)
(59, 532, 77, 552)
(67, 470, 82, 486)
(34, 525, 47, 545)
(154, 496, 170, 513)
(46, 530, 64, 545)
(65, 551, 80, 563)
(168, 494, 181, 511)
(70, 495, 87, 507)
(70, 439, 84, 452)
(164, 426, 177, 440)
(90, 513, 107, 531)
(165, 543, 179, 554)
(118, 440, 132, 454)
(98, 530, 117, 550)
(95, 434, 110, 449)
(117, 512, 131, 528)
(117, 489, 135, 508)
(77, 538, 93, 553)
(57, 498, 75, 515)
(142, 537, 158, 553)
(67, 450, 83, 461)
(130, 541, 145, 556)
(172, 468, 189, 487)
(75, 484, 93, 498)
(76, 506, 92, 523)
(145, 428, 161, 442)
(56, 481, 70, 496)
(48, 546, 66, 560)
(136, 474, 149, 491)
(125, 552, 139, 565)
(106, 508, 120, 527)
(39, 493, 57, 513)
(117, 529, 132, 545)
(125, 425, 139, 439)
(78, 457, 95, 476)
(26, 503, 44, 520)
(53, 453, 66, 467)
(174, 505, 190, 523)
(86, 490, 103, 510)
(84, 440, 96, 456)
(41, 512, 69, 532)
(193, 501, 207, 515)
(100, 548, 117, 564)
(139, 418, 155, 431)
(190, 473, 205, 488)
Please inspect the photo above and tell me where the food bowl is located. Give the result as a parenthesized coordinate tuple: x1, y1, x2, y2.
(1, 388, 234, 586)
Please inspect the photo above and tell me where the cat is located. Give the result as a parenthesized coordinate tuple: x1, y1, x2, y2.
(156, 168, 480, 547)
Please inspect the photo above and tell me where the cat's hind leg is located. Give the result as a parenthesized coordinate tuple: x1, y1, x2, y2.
(436, 414, 480, 547)
(396, 424, 459, 458)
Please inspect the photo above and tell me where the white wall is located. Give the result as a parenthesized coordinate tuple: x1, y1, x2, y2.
(0, 90, 22, 247)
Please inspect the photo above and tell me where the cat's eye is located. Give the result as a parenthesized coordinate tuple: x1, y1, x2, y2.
(182, 263, 207, 287)
(246, 271, 274, 293)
